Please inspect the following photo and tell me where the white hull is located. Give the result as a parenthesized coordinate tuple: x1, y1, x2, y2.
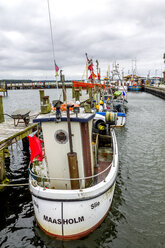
(30, 181, 116, 239)
(29, 128, 118, 240)
(115, 115, 126, 127)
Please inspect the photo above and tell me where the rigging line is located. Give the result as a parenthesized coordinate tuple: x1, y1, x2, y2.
(47, 0, 59, 99)
(47, 0, 56, 66)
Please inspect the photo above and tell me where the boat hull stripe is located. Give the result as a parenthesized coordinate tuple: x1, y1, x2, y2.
(30, 179, 117, 202)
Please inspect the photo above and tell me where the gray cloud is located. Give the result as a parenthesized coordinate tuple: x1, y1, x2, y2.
(0, 0, 165, 80)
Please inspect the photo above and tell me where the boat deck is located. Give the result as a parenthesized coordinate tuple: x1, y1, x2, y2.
(93, 133, 113, 183)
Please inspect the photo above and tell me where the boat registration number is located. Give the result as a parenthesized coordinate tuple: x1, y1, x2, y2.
(91, 201, 100, 209)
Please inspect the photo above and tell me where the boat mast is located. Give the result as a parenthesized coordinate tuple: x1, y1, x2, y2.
(86, 60, 88, 82)
(108, 64, 110, 80)
(47, 0, 59, 98)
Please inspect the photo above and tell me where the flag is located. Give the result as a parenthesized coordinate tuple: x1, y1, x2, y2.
(88, 74, 92, 80)
(97, 73, 101, 80)
(28, 136, 43, 163)
(88, 72, 97, 81)
(86, 53, 93, 72)
(88, 64, 93, 71)
(55, 63, 59, 77)
(55, 63, 59, 72)
(92, 72, 97, 79)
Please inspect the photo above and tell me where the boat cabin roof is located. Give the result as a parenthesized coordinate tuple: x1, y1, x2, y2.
(33, 112, 95, 123)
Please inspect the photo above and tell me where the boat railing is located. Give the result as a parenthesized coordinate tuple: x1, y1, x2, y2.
(29, 161, 113, 190)
(111, 128, 118, 167)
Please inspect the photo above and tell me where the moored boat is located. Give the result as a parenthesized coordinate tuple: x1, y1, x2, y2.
(94, 87, 126, 128)
(28, 101, 118, 240)
(128, 84, 142, 91)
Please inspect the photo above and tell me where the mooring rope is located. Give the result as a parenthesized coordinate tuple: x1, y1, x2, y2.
(0, 183, 29, 187)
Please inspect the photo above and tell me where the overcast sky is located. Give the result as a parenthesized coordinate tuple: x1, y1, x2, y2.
(0, 0, 165, 80)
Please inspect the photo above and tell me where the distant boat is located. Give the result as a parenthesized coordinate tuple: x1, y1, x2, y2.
(128, 83, 142, 91)
(127, 75, 142, 91)
(29, 103, 118, 240)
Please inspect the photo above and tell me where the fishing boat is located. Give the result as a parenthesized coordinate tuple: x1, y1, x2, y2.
(94, 86, 126, 128)
(128, 81, 142, 91)
(28, 100, 118, 240)
(126, 60, 142, 91)
(95, 105, 126, 127)
(28, 0, 118, 238)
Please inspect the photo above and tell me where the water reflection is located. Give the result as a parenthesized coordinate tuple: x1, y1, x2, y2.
(0, 143, 32, 244)
(1, 91, 165, 248)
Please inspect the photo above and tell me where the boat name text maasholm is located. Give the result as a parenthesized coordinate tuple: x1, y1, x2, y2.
(43, 215, 85, 225)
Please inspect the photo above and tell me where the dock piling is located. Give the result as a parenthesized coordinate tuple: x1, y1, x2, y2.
(0, 96, 4, 123)
(22, 137, 30, 155)
(39, 90, 45, 103)
(0, 150, 6, 182)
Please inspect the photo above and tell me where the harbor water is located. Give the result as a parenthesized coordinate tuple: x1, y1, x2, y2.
(0, 90, 165, 248)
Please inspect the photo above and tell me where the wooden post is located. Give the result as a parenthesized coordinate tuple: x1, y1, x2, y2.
(0, 96, 4, 123)
(79, 87, 82, 96)
(89, 88, 93, 103)
(22, 137, 30, 155)
(0, 150, 6, 182)
(75, 88, 80, 101)
(5, 81, 8, 96)
(72, 85, 75, 99)
(60, 71, 67, 102)
(41, 96, 51, 114)
(86, 85, 89, 94)
(39, 90, 45, 103)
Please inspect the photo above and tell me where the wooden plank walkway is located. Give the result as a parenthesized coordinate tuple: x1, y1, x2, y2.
(68, 95, 90, 103)
(80, 95, 90, 102)
(0, 119, 38, 150)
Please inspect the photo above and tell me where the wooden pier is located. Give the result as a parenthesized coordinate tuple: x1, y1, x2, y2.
(1, 80, 74, 90)
(0, 120, 38, 151)
(0, 120, 38, 184)
(0, 95, 38, 185)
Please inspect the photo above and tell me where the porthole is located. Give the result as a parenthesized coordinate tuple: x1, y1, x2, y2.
(54, 130, 68, 144)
